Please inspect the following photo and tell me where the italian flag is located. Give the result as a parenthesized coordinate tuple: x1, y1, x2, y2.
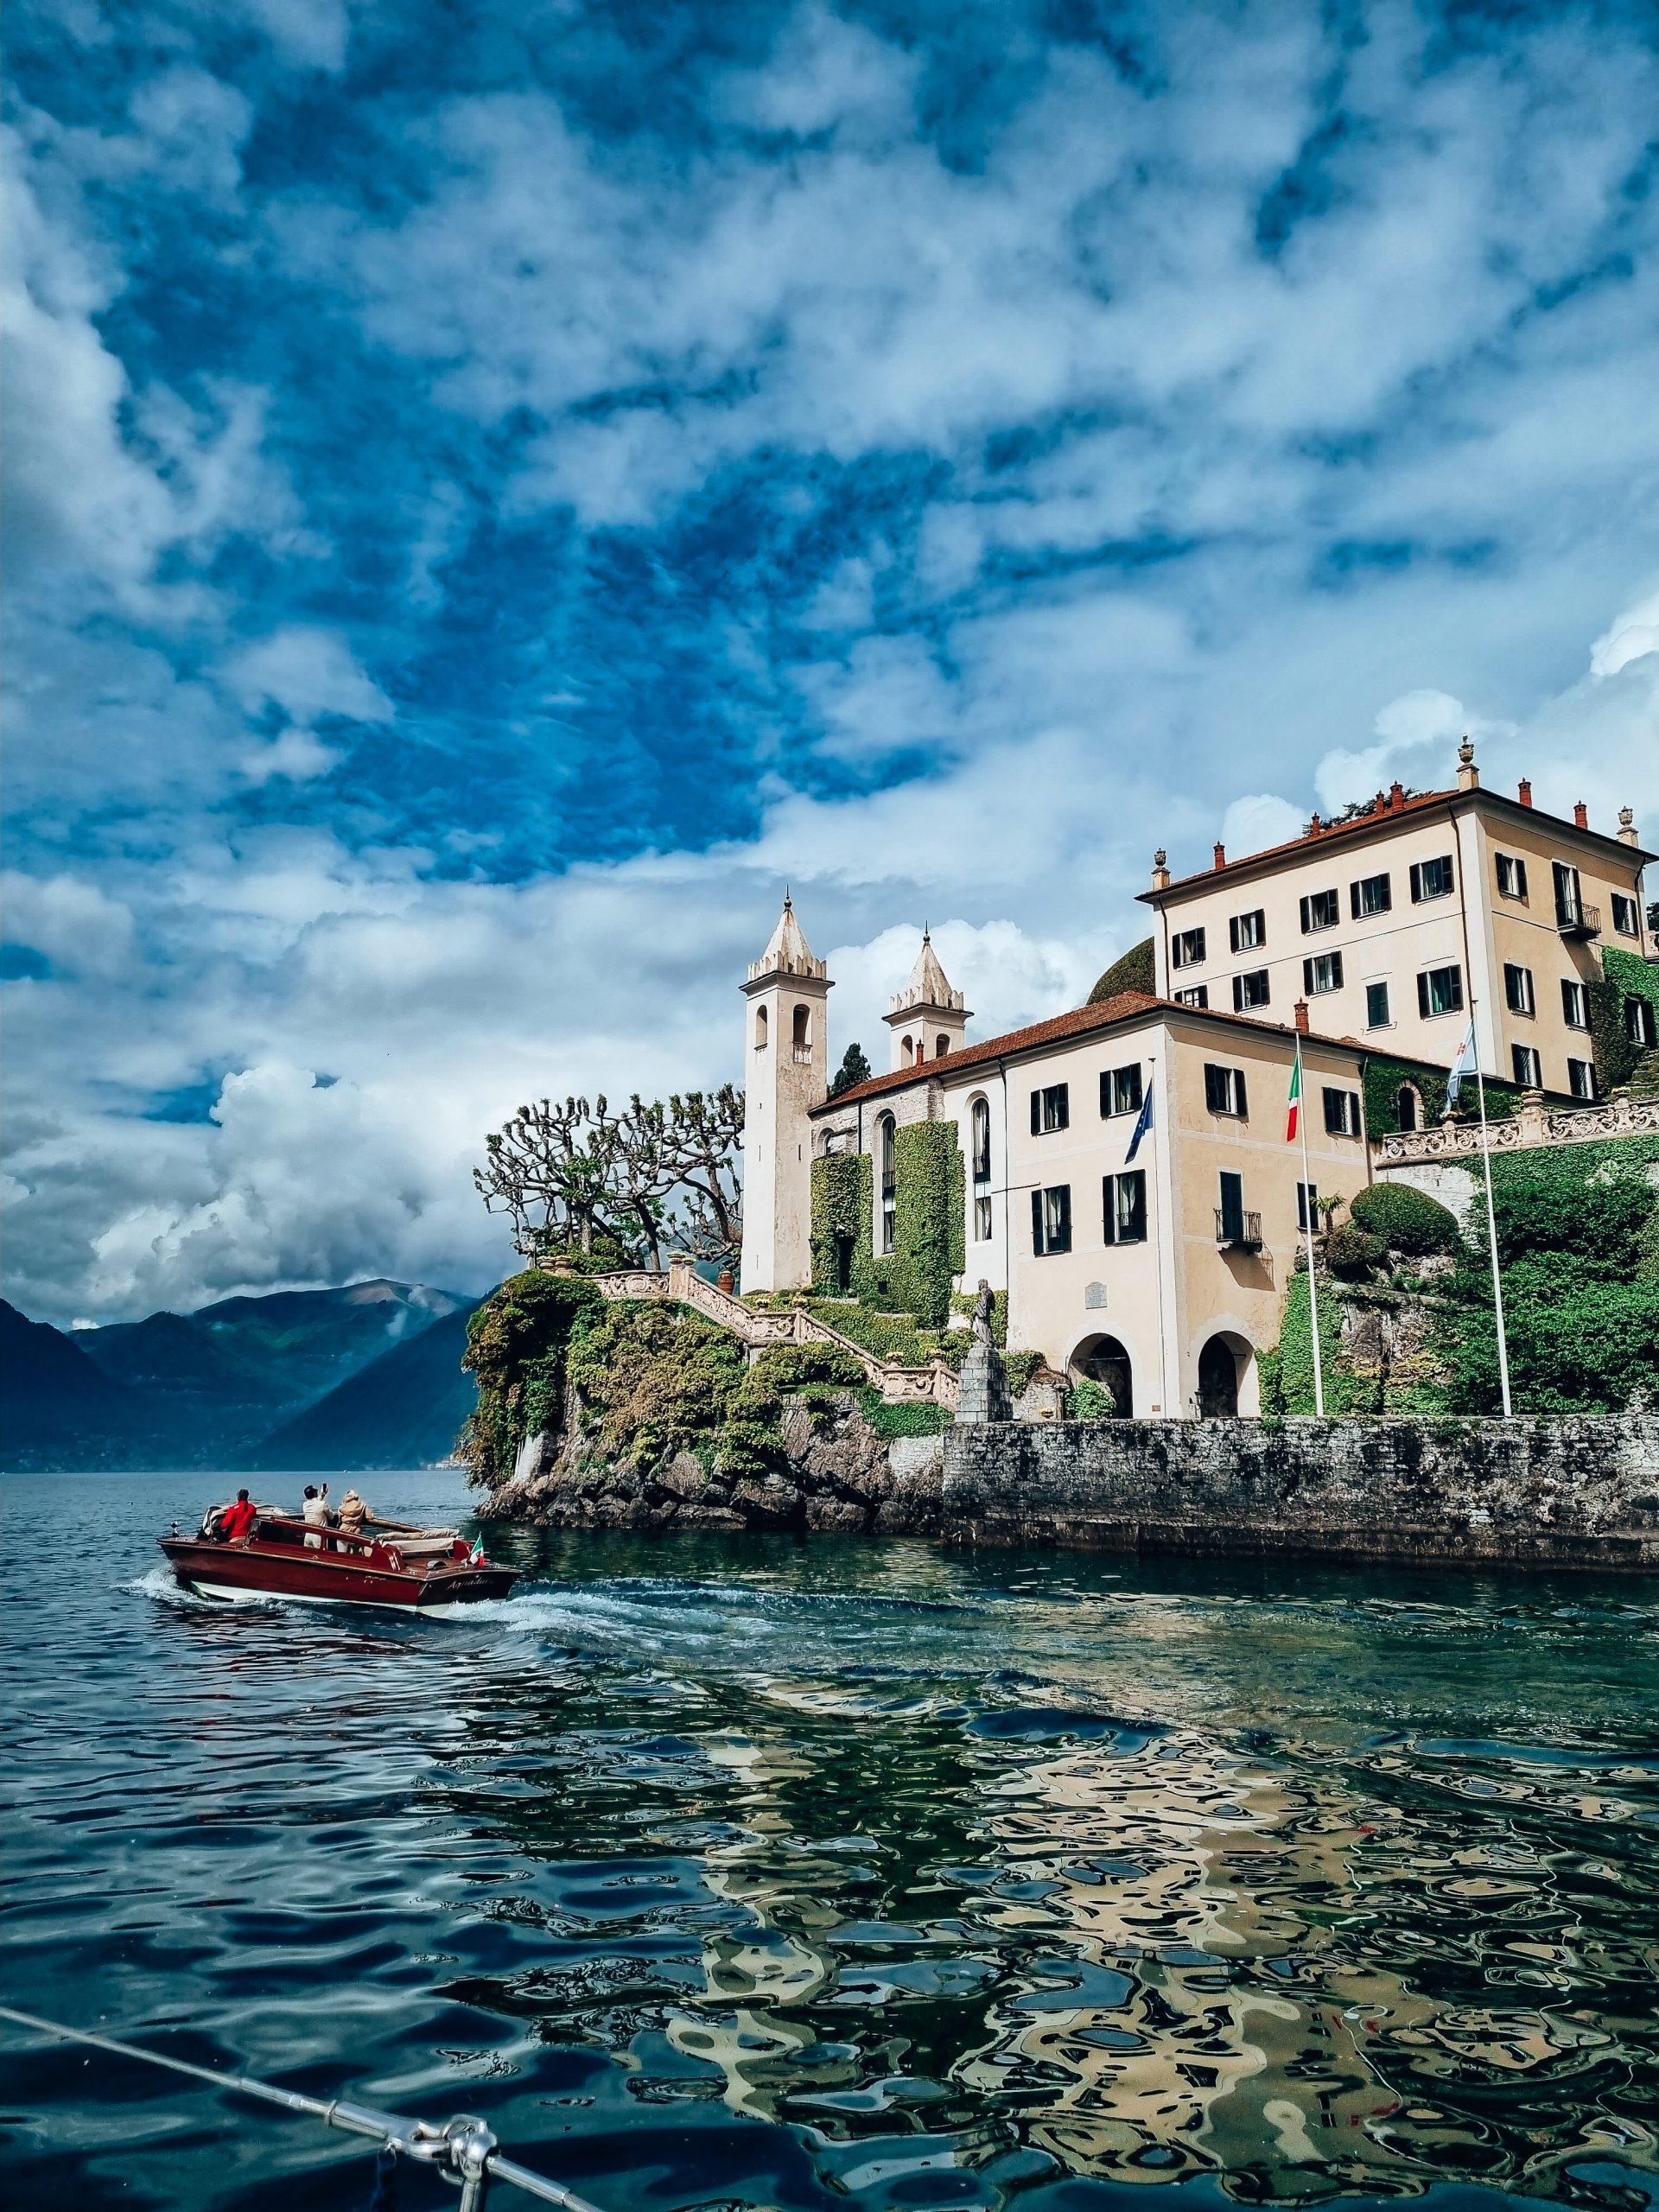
(1285, 1053, 1301, 1142)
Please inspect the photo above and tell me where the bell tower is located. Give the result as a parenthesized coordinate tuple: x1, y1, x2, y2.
(739, 896, 830, 1293)
(883, 929, 969, 1071)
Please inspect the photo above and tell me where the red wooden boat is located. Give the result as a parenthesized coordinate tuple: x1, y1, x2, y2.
(159, 1503, 520, 1611)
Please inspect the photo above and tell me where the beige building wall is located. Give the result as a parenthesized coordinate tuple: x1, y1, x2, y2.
(1145, 783, 1650, 1093)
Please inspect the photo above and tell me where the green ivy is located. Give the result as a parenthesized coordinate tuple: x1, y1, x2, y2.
(460, 1268, 604, 1484)
(1363, 1053, 1523, 1135)
(810, 1151, 874, 1294)
(1088, 937, 1156, 1005)
(1065, 1379, 1117, 1421)
(1271, 1264, 1368, 1415)
(1592, 946, 1659, 1093)
(856, 1389, 950, 1440)
(950, 1287, 1008, 1345)
(887, 1122, 966, 1327)
(1002, 1350, 1044, 1398)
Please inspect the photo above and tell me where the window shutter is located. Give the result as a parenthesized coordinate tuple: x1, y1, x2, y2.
(1056, 1085, 1070, 1130)
(1102, 1176, 1115, 1244)
(1516, 858, 1528, 899)
(1416, 972, 1430, 1018)
(1350, 881, 1361, 919)
(1031, 1190, 1044, 1253)
(1233, 1070, 1248, 1118)
(1409, 861, 1422, 903)
(1030, 1090, 1040, 1135)
(1331, 951, 1344, 989)
(1299, 895, 1311, 932)
(1056, 1185, 1071, 1249)
(1228, 916, 1240, 954)
(1303, 957, 1314, 995)
(1231, 976, 1243, 1012)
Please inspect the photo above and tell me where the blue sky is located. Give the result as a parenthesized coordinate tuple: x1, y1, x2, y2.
(5, 0, 1659, 1323)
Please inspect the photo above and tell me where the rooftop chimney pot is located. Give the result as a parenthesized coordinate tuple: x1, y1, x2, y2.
(1573, 800, 1589, 830)
(1518, 779, 1533, 808)
(1212, 842, 1226, 869)
(1308, 812, 1322, 837)
(1294, 999, 1310, 1035)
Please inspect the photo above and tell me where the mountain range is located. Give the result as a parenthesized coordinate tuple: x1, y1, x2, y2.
(0, 1279, 483, 1472)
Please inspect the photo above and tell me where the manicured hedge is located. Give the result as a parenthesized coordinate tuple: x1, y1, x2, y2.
(1349, 1182, 1462, 1255)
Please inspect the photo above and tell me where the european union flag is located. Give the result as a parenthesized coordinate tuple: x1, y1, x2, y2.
(1125, 1084, 1154, 1163)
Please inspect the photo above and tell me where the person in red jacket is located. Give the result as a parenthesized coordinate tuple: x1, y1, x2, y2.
(218, 1491, 257, 1542)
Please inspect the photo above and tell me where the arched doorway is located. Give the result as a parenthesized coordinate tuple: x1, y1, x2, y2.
(1197, 1334, 1246, 1417)
(1071, 1334, 1133, 1417)
(1396, 1084, 1421, 1133)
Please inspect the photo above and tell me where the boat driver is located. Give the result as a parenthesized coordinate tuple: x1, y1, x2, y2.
(219, 1491, 257, 1542)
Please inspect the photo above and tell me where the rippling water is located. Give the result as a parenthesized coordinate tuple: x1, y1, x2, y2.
(4, 1471, 1659, 2212)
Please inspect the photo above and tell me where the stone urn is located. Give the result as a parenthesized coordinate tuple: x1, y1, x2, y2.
(716, 1267, 735, 1296)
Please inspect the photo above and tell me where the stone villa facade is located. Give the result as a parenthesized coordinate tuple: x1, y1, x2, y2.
(739, 747, 1656, 1420)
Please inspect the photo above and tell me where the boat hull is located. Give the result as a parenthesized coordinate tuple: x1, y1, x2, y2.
(159, 1538, 518, 1611)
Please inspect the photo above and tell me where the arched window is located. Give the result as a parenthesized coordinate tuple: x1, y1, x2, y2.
(754, 1004, 769, 1051)
(1396, 1083, 1421, 1133)
(935, 1034, 950, 1058)
(791, 1004, 811, 1060)
(878, 1115, 897, 1254)
(969, 1096, 992, 1242)
(902, 1035, 915, 1066)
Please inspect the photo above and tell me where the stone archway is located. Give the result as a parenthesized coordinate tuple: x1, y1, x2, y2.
(1070, 1332, 1133, 1418)
(1196, 1332, 1252, 1418)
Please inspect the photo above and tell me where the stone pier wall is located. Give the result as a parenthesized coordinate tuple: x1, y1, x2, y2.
(940, 1415, 1659, 1572)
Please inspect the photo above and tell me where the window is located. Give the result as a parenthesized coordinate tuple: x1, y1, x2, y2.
(1217, 1171, 1248, 1243)
(974, 1194, 994, 1241)
(1031, 1184, 1072, 1255)
(1174, 985, 1209, 1007)
(1203, 1064, 1248, 1116)
(1300, 889, 1338, 933)
(1395, 1084, 1421, 1133)
(1365, 981, 1392, 1029)
(878, 1116, 896, 1254)
(1503, 963, 1535, 1016)
(1511, 1043, 1542, 1087)
(1232, 969, 1270, 1011)
(1410, 855, 1455, 902)
(1172, 927, 1207, 969)
(1296, 1180, 1319, 1231)
(1030, 1083, 1070, 1134)
(1303, 950, 1344, 995)
(1553, 861, 1586, 927)
(1628, 996, 1658, 1047)
(791, 1004, 812, 1059)
(970, 1097, 991, 1180)
(1417, 963, 1464, 1018)
(1351, 872, 1391, 918)
(1560, 979, 1590, 1029)
(754, 1004, 769, 1050)
(1102, 1170, 1147, 1244)
(1323, 1087, 1361, 1136)
(1100, 1065, 1142, 1118)
(1568, 1058, 1597, 1100)
(1230, 909, 1265, 953)
(1611, 892, 1639, 937)
(935, 1034, 951, 1058)
(1496, 852, 1529, 900)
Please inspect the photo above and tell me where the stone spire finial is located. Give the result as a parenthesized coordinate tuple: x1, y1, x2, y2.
(1151, 849, 1171, 891)
(889, 930, 966, 1016)
(748, 895, 827, 983)
(1457, 736, 1478, 792)
(1619, 805, 1638, 848)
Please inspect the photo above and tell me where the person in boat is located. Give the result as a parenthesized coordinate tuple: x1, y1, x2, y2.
(337, 1489, 370, 1539)
(301, 1484, 329, 1548)
(219, 1490, 257, 1542)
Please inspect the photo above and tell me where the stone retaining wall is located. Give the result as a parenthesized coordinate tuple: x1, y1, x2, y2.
(940, 1415, 1659, 1571)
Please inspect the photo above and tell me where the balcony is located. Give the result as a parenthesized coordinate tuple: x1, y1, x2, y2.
(1215, 1207, 1263, 1251)
(1556, 899, 1601, 941)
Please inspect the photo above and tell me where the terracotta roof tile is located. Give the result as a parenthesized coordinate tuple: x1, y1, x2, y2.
(1142, 788, 1458, 899)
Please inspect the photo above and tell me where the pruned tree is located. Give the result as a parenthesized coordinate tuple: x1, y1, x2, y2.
(599, 1094, 677, 1273)
(662, 1085, 745, 1264)
(474, 1095, 621, 1258)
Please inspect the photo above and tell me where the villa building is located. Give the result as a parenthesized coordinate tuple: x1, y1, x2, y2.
(738, 746, 1655, 1420)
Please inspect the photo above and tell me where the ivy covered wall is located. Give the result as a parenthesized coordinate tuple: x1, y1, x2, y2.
(810, 1151, 874, 1295)
(1363, 1052, 1522, 1135)
(1591, 945, 1659, 1093)
(809, 1124, 966, 1326)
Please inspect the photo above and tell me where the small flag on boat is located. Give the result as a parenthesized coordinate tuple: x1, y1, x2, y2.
(469, 1541, 485, 1565)
(1124, 1084, 1154, 1163)
(1446, 1019, 1478, 1106)
(1285, 1050, 1301, 1141)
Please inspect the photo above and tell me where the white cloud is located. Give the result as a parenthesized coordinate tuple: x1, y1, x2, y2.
(0, 872, 136, 977)
(222, 627, 394, 726)
(1591, 586, 1659, 681)
(1220, 793, 1304, 859)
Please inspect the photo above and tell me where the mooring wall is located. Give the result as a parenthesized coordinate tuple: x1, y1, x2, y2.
(940, 1415, 1659, 1571)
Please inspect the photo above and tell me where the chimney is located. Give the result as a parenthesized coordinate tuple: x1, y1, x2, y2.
(1457, 737, 1478, 793)
(1151, 848, 1171, 892)
(1294, 999, 1310, 1035)
(1573, 801, 1589, 830)
(1212, 842, 1226, 870)
(1619, 806, 1638, 848)
(1307, 812, 1322, 837)
(1517, 779, 1533, 808)
(1389, 780, 1405, 811)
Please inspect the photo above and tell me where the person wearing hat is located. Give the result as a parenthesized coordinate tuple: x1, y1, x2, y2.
(337, 1489, 370, 1538)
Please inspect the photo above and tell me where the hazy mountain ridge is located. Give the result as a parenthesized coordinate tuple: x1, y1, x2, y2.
(1, 1281, 482, 1471)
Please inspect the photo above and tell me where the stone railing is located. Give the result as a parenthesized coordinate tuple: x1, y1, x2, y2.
(1374, 1091, 1659, 1166)
(565, 1259, 960, 1410)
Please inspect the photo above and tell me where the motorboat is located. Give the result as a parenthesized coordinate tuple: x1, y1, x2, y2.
(159, 1502, 520, 1611)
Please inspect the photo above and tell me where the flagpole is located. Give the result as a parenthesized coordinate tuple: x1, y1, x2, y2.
(1295, 1033, 1325, 1417)
(1470, 1001, 1513, 1417)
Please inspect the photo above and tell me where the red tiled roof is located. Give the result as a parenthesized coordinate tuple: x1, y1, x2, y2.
(810, 990, 1372, 1115)
(1141, 788, 1458, 899)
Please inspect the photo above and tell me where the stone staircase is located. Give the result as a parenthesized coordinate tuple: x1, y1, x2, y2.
(574, 1260, 960, 1411)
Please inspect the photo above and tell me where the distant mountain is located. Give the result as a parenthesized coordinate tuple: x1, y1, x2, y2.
(245, 1305, 480, 1472)
(3, 1280, 481, 1471)
(0, 1300, 155, 1469)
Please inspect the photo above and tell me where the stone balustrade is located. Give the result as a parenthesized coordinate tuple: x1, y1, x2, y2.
(1374, 1090, 1659, 1166)
(563, 1258, 960, 1410)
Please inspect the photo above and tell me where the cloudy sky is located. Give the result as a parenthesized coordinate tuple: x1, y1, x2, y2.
(5, 0, 1659, 1324)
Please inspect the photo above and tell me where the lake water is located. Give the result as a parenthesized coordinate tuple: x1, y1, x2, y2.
(4, 1469, 1658, 2212)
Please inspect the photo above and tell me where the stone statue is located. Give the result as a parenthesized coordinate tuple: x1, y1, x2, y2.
(958, 1278, 1012, 1425)
(971, 1279, 995, 1344)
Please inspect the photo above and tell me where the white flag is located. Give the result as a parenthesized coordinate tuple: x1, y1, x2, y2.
(1446, 1019, 1478, 1106)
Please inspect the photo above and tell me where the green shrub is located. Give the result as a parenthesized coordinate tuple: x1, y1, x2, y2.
(1326, 1223, 1386, 1279)
(1349, 1182, 1462, 1255)
(1065, 1378, 1117, 1421)
(857, 1389, 949, 1440)
(460, 1269, 604, 1483)
(1088, 938, 1155, 1004)
(1003, 1350, 1044, 1398)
